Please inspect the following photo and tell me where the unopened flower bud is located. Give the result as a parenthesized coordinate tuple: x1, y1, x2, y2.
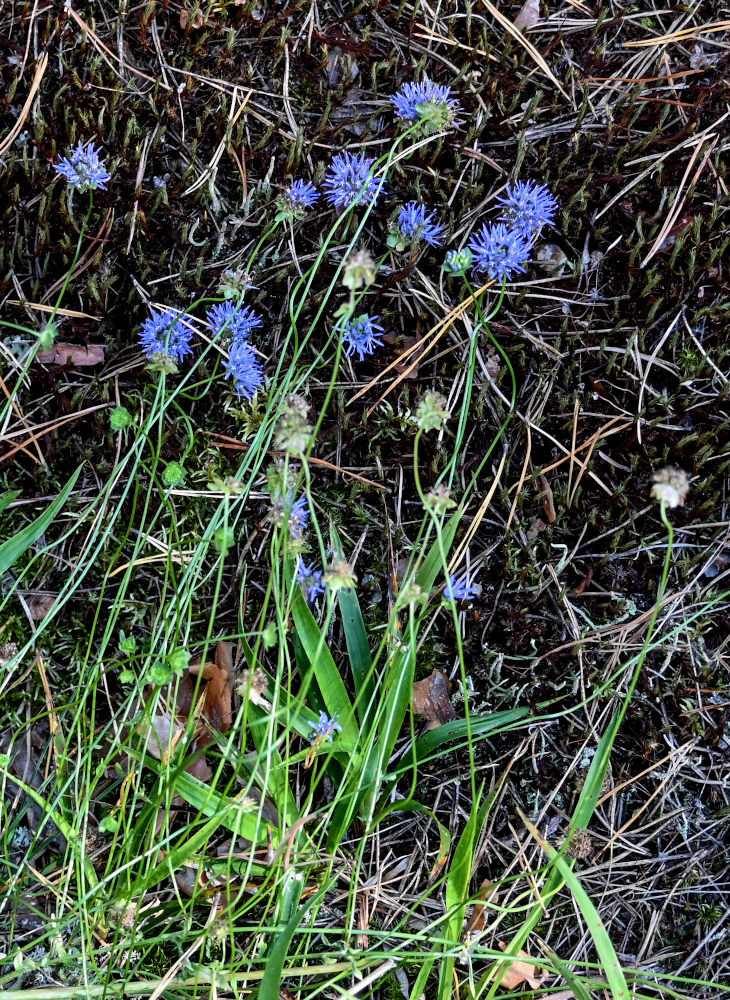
(424, 484, 456, 515)
(416, 391, 450, 432)
(162, 462, 186, 487)
(343, 249, 377, 291)
(443, 248, 473, 276)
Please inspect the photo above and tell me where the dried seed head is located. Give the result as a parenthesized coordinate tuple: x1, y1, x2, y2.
(651, 466, 691, 508)
(323, 559, 357, 592)
(237, 668, 271, 709)
(0, 642, 19, 667)
(275, 394, 313, 454)
(424, 483, 456, 515)
(562, 828, 594, 860)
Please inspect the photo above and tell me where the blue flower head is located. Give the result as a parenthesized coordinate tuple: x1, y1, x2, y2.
(277, 179, 320, 220)
(497, 180, 558, 239)
(139, 307, 193, 363)
(54, 141, 111, 193)
(390, 202, 445, 250)
(296, 559, 325, 602)
(341, 313, 384, 361)
(206, 301, 263, 343)
(309, 710, 342, 744)
(444, 574, 479, 602)
(390, 77, 461, 132)
(287, 494, 309, 541)
(224, 339, 264, 399)
(323, 152, 383, 210)
(468, 223, 531, 283)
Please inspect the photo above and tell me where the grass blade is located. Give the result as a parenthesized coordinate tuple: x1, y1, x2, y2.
(0, 489, 20, 516)
(520, 809, 630, 1000)
(290, 588, 357, 742)
(0, 468, 81, 576)
(338, 585, 373, 724)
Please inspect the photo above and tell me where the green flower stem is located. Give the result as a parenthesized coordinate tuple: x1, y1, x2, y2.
(460, 276, 517, 496)
(244, 220, 281, 276)
(614, 500, 674, 727)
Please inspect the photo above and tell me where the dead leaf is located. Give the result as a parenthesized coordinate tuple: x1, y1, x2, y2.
(412, 669, 456, 730)
(382, 331, 425, 377)
(27, 592, 57, 620)
(179, 6, 205, 28)
(513, 0, 540, 31)
(189, 641, 233, 733)
(137, 712, 185, 761)
(485, 346, 501, 381)
(37, 343, 105, 366)
(536, 474, 556, 524)
(573, 567, 594, 596)
(463, 879, 498, 939)
(496, 941, 549, 990)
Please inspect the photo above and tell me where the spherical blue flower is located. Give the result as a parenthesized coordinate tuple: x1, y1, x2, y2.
(444, 574, 479, 602)
(395, 202, 445, 248)
(288, 179, 319, 209)
(309, 710, 342, 744)
(53, 141, 111, 193)
(286, 494, 310, 541)
(138, 307, 193, 362)
(468, 223, 531, 283)
(497, 180, 558, 239)
(223, 339, 264, 399)
(390, 77, 461, 130)
(206, 301, 263, 343)
(296, 559, 325, 602)
(323, 152, 383, 210)
(277, 179, 320, 221)
(341, 313, 384, 361)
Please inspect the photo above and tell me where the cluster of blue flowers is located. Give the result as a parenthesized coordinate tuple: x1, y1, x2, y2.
(296, 558, 325, 602)
(444, 573, 480, 602)
(53, 141, 111, 193)
(286, 493, 310, 541)
(135, 298, 266, 399)
(206, 300, 264, 399)
(341, 313, 384, 361)
(49, 77, 563, 755)
(56, 78, 557, 374)
(138, 307, 193, 363)
(390, 77, 461, 132)
(466, 181, 558, 282)
(308, 710, 342, 744)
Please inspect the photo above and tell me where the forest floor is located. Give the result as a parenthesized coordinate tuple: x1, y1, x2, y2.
(1, 2, 729, 998)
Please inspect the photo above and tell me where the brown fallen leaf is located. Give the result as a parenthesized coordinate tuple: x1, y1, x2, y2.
(37, 343, 105, 366)
(495, 941, 549, 990)
(382, 331, 425, 377)
(27, 592, 57, 620)
(536, 474, 556, 524)
(463, 879, 499, 940)
(136, 711, 185, 762)
(179, 6, 205, 28)
(188, 641, 233, 733)
(412, 669, 456, 730)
